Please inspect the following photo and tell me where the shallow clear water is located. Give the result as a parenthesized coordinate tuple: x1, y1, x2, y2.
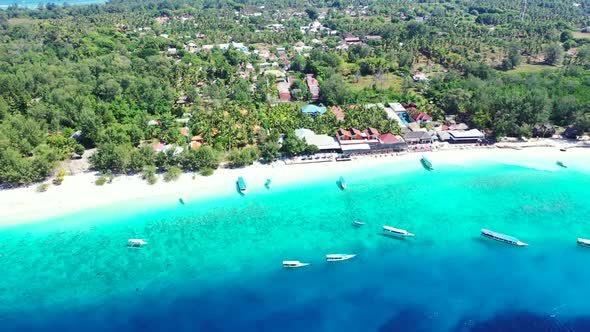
(1, 161, 590, 331)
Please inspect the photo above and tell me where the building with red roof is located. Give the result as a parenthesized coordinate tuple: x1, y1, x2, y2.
(379, 133, 400, 144)
(412, 112, 432, 123)
(330, 106, 345, 121)
(306, 74, 320, 100)
(336, 129, 352, 140)
(350, 128, 364, 140)
(366, 127, 380, 139)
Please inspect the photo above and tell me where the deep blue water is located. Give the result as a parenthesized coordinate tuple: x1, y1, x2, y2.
(1, 161, 590, 331)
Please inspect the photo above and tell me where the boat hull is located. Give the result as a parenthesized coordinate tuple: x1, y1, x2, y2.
(383, 226, 414, 237)
(237, 177, 247, 194)
(282, 260, 310, 268)
(326, 254, 356, 261)
(420, 156, 433, 170)
(339, 176, 347, 189)
(577, 238, 590, 247)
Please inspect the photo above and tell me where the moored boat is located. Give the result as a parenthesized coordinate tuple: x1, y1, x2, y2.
(326, 254, 356, 262)
(336, 154, 352, 162)
(420, 155, 433, 170)
(179, 196, 186, 204)
(556, 160, 568, 168)
(265, 178, 272, 188)
(383, 225, 415, 237)
(127, 239, 148, 248)
(339, 176, 347, 189)
(282, 260, 310, 268)
(481, 229, 528, 246)
(353, 220, 365, 226)
(237, 176, 247, 194)
(577, 238, 590, 247)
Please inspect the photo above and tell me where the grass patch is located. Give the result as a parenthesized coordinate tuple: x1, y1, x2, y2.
(573, 31, 590, 39)
(510, 63, 559, 74)
(348, 73, 404, 92)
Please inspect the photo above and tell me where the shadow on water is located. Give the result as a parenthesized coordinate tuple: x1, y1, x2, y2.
(378, 233, 412, 242)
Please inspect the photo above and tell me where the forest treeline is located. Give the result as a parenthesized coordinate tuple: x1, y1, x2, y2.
(0, 0, 589, 187)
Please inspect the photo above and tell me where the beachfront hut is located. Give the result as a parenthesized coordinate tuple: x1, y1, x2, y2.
(365, 128, 380, 139)
(404, 131, 433, 144)
(336, 129, 352, 140)
(350, 128, 365, 140)
(448, 129, 484, 143)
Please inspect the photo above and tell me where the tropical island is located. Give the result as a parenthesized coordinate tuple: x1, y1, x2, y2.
(0, 0, 589, 190)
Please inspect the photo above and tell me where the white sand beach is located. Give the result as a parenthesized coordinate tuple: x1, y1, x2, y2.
(1, 141, 588, 226)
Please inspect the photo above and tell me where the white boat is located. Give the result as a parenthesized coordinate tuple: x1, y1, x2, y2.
(577, 238, 590, 247)
(127, 239, 148, 248)
(481, 229, 528, 246)
(383, 225, 415, 237)
(283, 260, 310, 268)
(326, 254, 356, 262)
(557, 160, 568, 168)
(353, 221, 365, 226)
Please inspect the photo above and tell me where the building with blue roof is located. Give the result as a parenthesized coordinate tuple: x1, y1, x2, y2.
(301, 104, 327, 115)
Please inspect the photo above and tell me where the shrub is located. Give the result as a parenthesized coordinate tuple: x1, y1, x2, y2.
(163, 166, 182, 182)
(96, 176, 108, 186)
(200, 167, 214, 176)
(52, 169, 66, 185)
(74, 144, 85, 156)
(36, 183, 50, 192)
(142, 166, 158, 185)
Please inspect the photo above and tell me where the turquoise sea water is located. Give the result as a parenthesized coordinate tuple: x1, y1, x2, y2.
(0, 0, 105, 9)
(2, 160, 590, 331)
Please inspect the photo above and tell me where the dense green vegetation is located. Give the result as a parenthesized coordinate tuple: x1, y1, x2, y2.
(0, 0, 589, 187)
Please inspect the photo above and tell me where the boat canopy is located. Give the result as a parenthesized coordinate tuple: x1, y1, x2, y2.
(481, 229, 519, 243)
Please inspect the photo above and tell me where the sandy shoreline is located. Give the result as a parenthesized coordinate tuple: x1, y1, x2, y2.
(1, 141, 588, 226)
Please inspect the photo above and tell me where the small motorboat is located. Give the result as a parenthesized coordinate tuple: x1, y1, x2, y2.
(179, 196, 186, 204)
(481, 229, 528, 246)
(383, 225, 415, 237)
(339, 176, 347, 190)
(353, 220, 365, 226)
(237, 176, 247, 194)
(577, 238, 590, 247)
(283, 260, 310, 268)
(420, 155, 433, 170)
(556, 160, 567, 168)
(127, 239, 148, 248)
(326, 254, 356, 262)
(265, 178, 272, 188)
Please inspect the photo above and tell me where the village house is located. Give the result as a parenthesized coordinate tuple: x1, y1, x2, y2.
(412, 70, 429, 82)
(344, 35, 362, 45)
(330, 106, 345, 121)
(447, 129, 485, 143)
(403, 130, 433, 144)
(306, 74, 320, 100)
(180, 127, 190, 142)
(412, 112, 433, 124)
(295, 128, 341, 153)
